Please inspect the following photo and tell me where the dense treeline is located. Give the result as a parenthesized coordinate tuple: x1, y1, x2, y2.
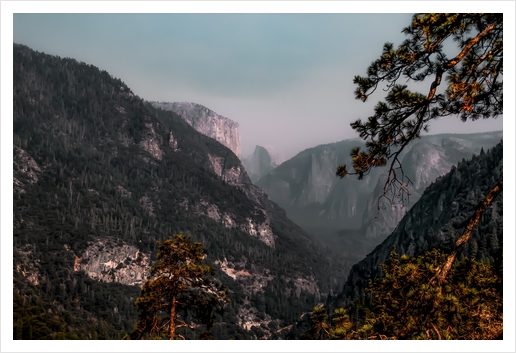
(13, 43, 347, 340)
(333, 142, 503, 306)
(294, 143, 504, 339)
(304, 248, 502, 340)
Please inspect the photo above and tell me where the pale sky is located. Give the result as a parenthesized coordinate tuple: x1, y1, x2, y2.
(12, 10, 504, 160)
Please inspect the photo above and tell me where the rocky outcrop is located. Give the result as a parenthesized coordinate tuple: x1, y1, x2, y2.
(13, 146, 42, 194)
(14, 245, 41, 286)
(243, 145, 284, 183)
(403, 141, 454, 195)
(168, 131, 179, 151)
(242, 211, 275, 248)
(74, 239, 150, 287)
(139, 122, 163, 161)
(215, 258, 274, 294)
(180, 198, 275, 247)
(289, 276, 321, 298)
(151, 101, 241, 157)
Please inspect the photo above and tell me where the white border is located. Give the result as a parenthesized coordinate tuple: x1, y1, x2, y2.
(2, 2, 515, 352)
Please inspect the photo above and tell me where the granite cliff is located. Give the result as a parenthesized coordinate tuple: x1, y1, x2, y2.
(242, 145, 284, 183)
(150, 101, 241, 158)
(360, 133, 503, 247)
(257, 132, 502, 257)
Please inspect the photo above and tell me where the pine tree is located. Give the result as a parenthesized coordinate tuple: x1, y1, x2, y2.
(335, 13, 503, 282)
(357, 249, 503, 340)
(336, 13, 502, 204)
(303, 305, 330, 340)
(130, 234, 228, 340)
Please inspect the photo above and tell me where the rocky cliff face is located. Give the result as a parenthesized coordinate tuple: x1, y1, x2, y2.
(74, 239, 151, 287)
(256, 139, 383, 251)
(360, 133, 503, 244)
(13, 145, 43, 195)
(361, 174, 407, 240)
(242, 145, 284, 183)
(150, 101, 241, 158)
(257, 133, 502, 256)
(257, 139, 390, 220)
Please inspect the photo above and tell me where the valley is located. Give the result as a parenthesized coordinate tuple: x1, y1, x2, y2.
(254, 132, 502, 258)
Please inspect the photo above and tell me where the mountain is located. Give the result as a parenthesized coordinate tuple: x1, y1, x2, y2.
(149, 101, 241, 158)
(361, 133, 503, 244)
(333, 141, 503, 306)
(256, 132, 502, 257)
(242, 145, 284, 183)
(12, 44, 348, 340)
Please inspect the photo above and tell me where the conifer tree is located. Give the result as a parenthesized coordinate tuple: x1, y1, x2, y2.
(358, 249, 503, 340)
(303, 305, 330, 340)
(336, 13, 503, 280)
(131, 234, 228, 340)
(336, 13, 502, 204)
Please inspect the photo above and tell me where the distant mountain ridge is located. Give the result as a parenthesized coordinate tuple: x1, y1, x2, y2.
(150, 101, 241, 158)
(257, 131, 503, 256)
(242, 145, 284, 183)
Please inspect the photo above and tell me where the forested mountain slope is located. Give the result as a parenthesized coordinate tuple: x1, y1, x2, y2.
(257, 132, 502, 258)
(12, 44, 348, 340)
(332, 142, 503, 306)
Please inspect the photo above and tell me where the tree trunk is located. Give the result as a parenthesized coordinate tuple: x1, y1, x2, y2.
(436, 180, 503, 284)
(169, 295, 177, 340)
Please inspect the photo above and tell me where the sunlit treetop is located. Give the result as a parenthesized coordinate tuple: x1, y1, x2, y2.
(337, 13, 502, 205)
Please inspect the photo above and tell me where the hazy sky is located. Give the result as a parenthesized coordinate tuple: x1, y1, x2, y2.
(12, 11, 505, 159)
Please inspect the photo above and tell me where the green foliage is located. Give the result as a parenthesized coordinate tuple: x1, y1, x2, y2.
(315, 249, 502, 340)
(303, 306, 329, 339)
(363, 249, 503, 339)
(131, 235, 227, 340)
(337, 13, 503, 204)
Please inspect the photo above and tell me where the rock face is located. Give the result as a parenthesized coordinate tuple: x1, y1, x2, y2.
(334, 141, 503, 305)
(74, 239, 151, 287)
(257, 132, 502, 256)
(13, 145, 42, 194)
(256, 139, 383, 252)
(150, 101, 241, 158)
(242, 145, 284, 183)
(139, 122, 164, 161)
(180, 197, 275, 248)
(361, 174, 407, 240)
(360, 134, 502, 245)
(14, 245, 41, 286)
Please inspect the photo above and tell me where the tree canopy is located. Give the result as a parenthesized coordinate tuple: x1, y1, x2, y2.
(130, 235, 228, 340)
(305, 248, 502, 340)
(327, 14, 504, 341)
(336, 13, 503, 204)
